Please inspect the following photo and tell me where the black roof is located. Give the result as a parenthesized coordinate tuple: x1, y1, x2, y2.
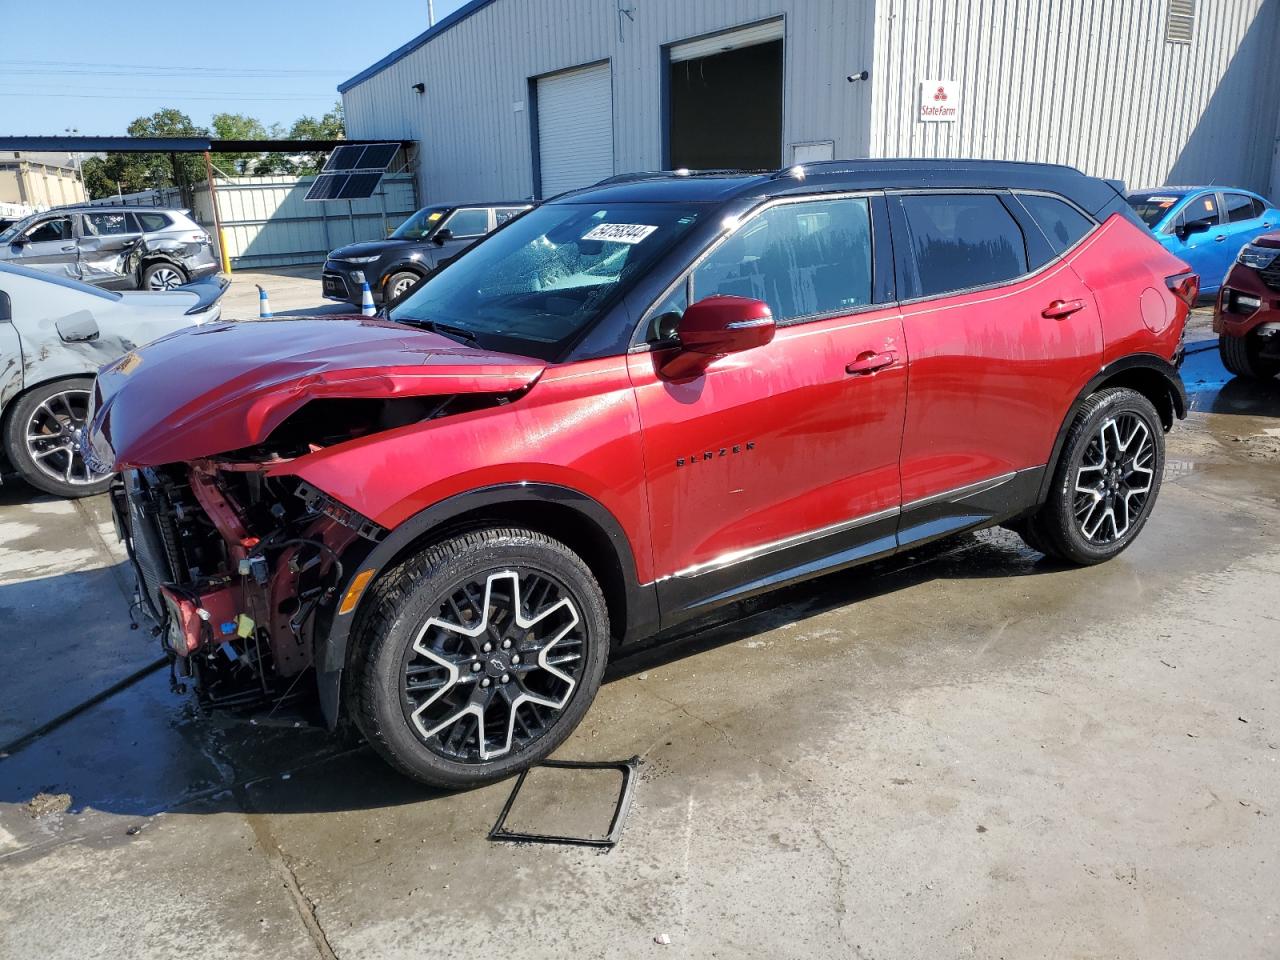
(552, 159, 1125, 217)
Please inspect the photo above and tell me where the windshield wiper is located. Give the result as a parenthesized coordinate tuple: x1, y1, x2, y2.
(395, 316, 480, 347)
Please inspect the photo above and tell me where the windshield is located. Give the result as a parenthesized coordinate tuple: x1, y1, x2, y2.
(391, 206, 452, 240)
(389, 201, 702, 360)
(1126, 191, 1187, 229)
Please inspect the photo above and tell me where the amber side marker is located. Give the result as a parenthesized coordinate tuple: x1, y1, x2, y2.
(339, 568, 377, 615)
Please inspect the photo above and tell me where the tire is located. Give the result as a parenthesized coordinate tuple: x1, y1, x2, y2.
(140, 261, 187, 291)
(383, 270, 421, 303)
(1219, 332, 1280, 380)
(1021, 387, 1164, 565)
(3, 378, 113, 498)
(349, 526, 610, 789)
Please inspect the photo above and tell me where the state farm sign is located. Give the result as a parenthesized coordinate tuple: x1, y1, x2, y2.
(919, 80, 959, 122)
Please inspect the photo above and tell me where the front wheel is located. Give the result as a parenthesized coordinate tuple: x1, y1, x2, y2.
(383, 270, 422, 303)
(1019, 387, 1165, 565)
(349, 526, 610, 789)
(3, 378, 113, 497)
(1219, 331, 1280, 380)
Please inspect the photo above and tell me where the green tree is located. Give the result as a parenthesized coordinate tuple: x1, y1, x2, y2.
(125, 108, 209, 193)
(287, 101, 345, 174)
(210, 112, 267, 176)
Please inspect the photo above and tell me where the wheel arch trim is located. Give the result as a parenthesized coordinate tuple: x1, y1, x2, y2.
(313, 481, 657, 728)
(1037, 353, 1185, 504)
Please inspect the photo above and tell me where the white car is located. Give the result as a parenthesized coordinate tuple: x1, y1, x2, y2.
(0, 260, 227, 497)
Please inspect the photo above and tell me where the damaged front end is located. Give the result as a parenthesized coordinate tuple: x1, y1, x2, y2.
(115, 459, 376, 712)
(92, 316, 545, 718)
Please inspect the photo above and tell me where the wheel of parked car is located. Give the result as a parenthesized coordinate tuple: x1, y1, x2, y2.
(350, 526, 610, 789)
(3, 377, 113, 498)
(384, 270, 421, 302)
(1219, 332, 1280, 381)
(1018, 387, 1165, 565)
(140, 261, 187, 291)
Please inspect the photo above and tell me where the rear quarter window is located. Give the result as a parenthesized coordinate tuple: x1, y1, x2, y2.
(898, 193, 1029, 299)
(1017, 193, 1095, 254)
(134, 212, 173, 232)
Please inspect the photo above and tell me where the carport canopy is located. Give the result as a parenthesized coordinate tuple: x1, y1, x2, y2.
(0, 136, 412, 153)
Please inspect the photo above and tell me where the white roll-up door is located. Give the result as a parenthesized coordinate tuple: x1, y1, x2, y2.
(668, 19, 784, 63)
(536, 62, 614, 198)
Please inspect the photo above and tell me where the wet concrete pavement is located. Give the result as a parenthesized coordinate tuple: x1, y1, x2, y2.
(1, 339, 1277, 959)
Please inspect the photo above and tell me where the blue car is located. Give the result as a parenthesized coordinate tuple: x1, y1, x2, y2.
(1126, 186, 1280, 296)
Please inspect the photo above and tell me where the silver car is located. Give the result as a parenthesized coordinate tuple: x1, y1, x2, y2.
(0, 205, 220, 291)
(0, 261, 226, 497)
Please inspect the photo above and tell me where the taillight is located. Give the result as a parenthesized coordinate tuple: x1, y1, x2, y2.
(1166, 272, 1199, 308)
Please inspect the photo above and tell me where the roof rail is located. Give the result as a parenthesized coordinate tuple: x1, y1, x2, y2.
(594, 168, 770, 186)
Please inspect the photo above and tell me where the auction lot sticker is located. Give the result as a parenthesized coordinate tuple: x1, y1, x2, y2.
(583, 223, 657, 244)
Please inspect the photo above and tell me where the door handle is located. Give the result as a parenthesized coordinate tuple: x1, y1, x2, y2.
(846, 350, 897, 375)
(1214, 234, 1227, 242)
(1041, 298, 1086, 320)
(60, 245, 76, 252)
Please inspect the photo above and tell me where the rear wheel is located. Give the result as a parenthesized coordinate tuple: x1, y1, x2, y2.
(1219, 331, 1280, 380)
(140, 261, 187, 291)
(1018, 387, 1164, 565)
(3, 378, 112, 498)
(350, 526, 609, 789)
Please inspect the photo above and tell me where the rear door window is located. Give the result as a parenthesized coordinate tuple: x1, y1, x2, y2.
(83, 212, 134, 236)
(494, 206, 527, 226)
(898, 193, 1029, 298)
(1017, 193, 1095, 254)
(1224, 193, 1259, 223)
(691, 196, 873, 324)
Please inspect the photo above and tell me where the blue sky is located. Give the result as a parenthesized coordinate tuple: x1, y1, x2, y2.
(0, 0, 470, 135)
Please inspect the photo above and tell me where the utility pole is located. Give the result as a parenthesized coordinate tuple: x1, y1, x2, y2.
(427, 0, 435, 25)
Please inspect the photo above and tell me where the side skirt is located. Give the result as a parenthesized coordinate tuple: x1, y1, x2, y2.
(655, 465, 1045, 632)
(896, 465, 1045, 550)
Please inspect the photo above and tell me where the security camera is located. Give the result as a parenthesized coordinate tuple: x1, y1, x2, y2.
(846, 70, 869, 83)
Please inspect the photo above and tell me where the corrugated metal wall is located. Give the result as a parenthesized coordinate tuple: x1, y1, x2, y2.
(343, 0, 1280, 203)
(342, 0, 877, 204)
(870, 0, 1280, 193)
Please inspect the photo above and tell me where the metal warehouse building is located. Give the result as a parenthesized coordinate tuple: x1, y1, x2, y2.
(341, 0, 1280, 205)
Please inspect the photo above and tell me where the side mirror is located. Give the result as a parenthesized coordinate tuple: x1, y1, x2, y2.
(9, 237, 26, 249)
(432, 227, 453, 246)
(660, 295, 775, 379)
(1178, 218, 1211, 240)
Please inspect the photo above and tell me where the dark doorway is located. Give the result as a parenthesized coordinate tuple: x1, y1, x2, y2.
(667, 39, 783, 171)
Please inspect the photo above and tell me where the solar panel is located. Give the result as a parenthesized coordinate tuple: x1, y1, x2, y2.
(322, 144, 364, 172)
(336, 172, 383, 200)
(308, 143, 399, 200)
(303, 174, 349, 201)
(354, 143, 399, 171)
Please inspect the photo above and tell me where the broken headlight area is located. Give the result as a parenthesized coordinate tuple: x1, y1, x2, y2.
(114, 459, 375, 714)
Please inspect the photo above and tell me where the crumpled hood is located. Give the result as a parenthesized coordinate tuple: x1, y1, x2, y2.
(87, 316, 544, 468)
(1249, 231, 1280, 249)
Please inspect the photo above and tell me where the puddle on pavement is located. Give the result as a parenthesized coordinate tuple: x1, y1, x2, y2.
(493, 763, 632, 845)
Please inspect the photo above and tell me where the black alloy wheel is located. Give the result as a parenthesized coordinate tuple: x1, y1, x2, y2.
(1016, 387, 1165, 565)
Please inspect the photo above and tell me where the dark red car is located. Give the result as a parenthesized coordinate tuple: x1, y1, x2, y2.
(87, 161, 1195, 788)
(1214, 233, 1280, 380)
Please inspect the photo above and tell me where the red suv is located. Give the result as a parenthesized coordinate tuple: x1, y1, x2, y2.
(1214, 234, 1280, 380)
(87, 161, 1195, 788)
